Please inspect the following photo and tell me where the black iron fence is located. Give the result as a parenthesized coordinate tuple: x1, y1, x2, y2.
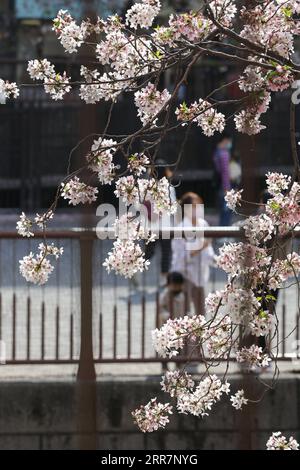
(0, 58, 298, 209)
(0, 228, 299, 367)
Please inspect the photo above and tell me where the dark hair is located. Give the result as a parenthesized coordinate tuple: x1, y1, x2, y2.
(167, 271, 184, 285)
(155, 158, 169, 179)
(217, 131, 232, 144)
(180, 192, 204, 206)
(260, 190, 271, 205)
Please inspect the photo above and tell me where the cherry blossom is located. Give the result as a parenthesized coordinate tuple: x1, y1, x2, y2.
(224, 288, 261, 324)
(96, 30, 157, 82)
(87, 137, 117, 184)
(126, 0, 161, 30)
(115, 176, 177, 215)
(234, 110, 266, 135)
(127, 153, 150, 176)
(132, 398, 173, 433)
(268, 253, 300, 289)
(27, 59, 71, 100)
(176, 375, 230, 417)
(16, 213, 34, 238)
(266, 66, 294, 93)
(17, 211, 54, 237)
(176, 99, 225, 136)
(205, 290, 224, 316)
(43, 72, 71, 101)
(240, 3, 296, 58)
(19, 243, 63, 285)
(249, 310, 274, 337)
(27, 59, 55, 81)
(243, 214, 275, 246)
(215, 242, 270, 280)
(230, 390, 248, 410)
(205, 314, 232, 359)
(266, 172, 291, 196)
(53, 10, 88, 54)
(236, 345, 271, 370)
(0, 79, 19, 100)
(103, 239, 150, 278)
(152, 315, 206, 358)
(134, 83, 171, 126)
(224, 189, 243, 211)
(34, 210, 54, 229)
(161, 370, 195, 398)
(239, 66, 265, 93)
(103, 213, 155, 278)
(167, 11, 212, 42)
(61, 177, 98, 206)
(266, 432, 299, 450)
(113, 212, 156, 243)
(3, 2, 300, 443)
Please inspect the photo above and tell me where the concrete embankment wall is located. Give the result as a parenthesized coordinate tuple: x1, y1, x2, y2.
(0, 374, 299, 450)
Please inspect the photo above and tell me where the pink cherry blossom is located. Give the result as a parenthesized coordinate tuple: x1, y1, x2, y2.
(132, 398, 173, 433)
(266, 432, 299, 450)
(61, 177, 98, 206)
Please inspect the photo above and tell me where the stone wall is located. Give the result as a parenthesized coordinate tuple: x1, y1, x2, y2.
(0, 374, 299, 450)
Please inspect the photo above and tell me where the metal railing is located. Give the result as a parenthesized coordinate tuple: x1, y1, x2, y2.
(0, 228, 299, 366)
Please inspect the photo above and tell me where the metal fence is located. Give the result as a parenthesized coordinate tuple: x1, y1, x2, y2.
(0, 228, 299, 367)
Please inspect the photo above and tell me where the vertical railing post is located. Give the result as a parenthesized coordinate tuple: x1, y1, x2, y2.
(76, 232, 97, 450)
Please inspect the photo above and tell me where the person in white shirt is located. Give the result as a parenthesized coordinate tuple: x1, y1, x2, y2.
(171, 192, 214, 316)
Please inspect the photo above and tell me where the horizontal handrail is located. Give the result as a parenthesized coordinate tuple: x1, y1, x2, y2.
(0, 226, 299, 239)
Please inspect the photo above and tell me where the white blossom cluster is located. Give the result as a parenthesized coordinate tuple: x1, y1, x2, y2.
(160, 370, 195, 398)
(236, 345, 271, 370)
(230, 390, 248, 410)
(0, 79, 19, 101)
(17, 211, 54, 238)
(134, 83, 171, 126)
(176, 99, 225, 137)
(61, 177, 98, 206)
(19, 243, 63, 285)
(152, 315, 206, 358)
(127, 153, 150, 176)
(27, 59, 71, 100)
(53, 10, 89, 54)
(103, 213, 156, 278)
(103, 238, 150, 278)
(177, 375, 230, 417)
(126, 0, 161, 30)
(132, 398, 173, 433)
(87, 137, 117, 185)
(224, 189, 243, 211)
(115, 176, 177, 215)
(266, 432, 299, 450)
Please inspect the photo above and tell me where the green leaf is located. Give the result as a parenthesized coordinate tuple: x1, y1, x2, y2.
(265, 294, 276, 301)
(259, 309, 268, 319)
(282, 6, 293, 18)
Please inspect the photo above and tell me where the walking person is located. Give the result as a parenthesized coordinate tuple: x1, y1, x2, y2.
(213, 132, 233, 226)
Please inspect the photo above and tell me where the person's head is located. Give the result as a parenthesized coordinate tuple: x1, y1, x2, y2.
(180, 192, 204, 224)
(166, 271, 184, 294)
(154, 158, 173, 180)
(217, 132, 233, 151)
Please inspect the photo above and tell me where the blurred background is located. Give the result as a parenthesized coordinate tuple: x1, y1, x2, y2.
(0, 0, 300, 451)
(1, 0, 300, 213)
